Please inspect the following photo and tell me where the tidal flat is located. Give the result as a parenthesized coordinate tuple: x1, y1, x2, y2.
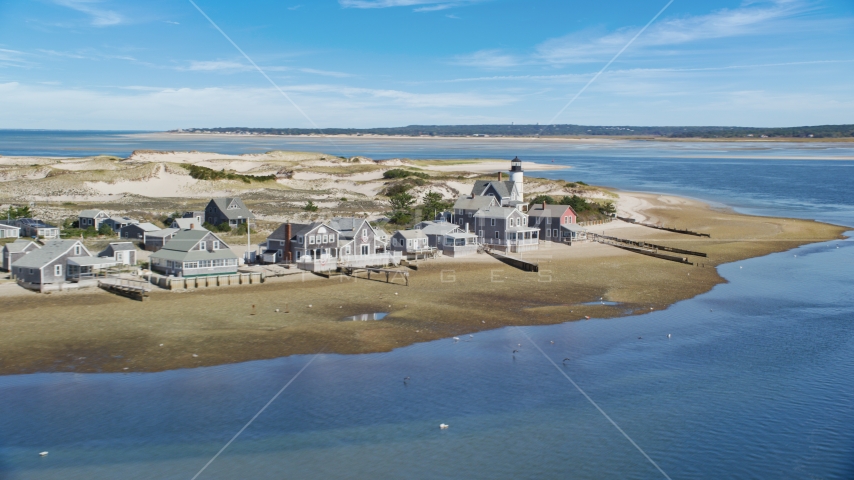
(0, 192, 845, 375)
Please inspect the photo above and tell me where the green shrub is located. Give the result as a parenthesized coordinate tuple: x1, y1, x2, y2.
(98, 223, 113, 236)
(304, 200, 319, 212)
(182, 164, 276, 183)
(383, 168, 429, 180)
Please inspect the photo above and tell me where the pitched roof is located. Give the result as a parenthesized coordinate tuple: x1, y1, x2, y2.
(108, 216, 138, 224)
(561, 223, 588, 233)
(471, 180, 515, 199)
(211, 198, 255, 220)
(171, 218, 208, 230)
(527, 203, 577, 218)
(145, 228, 179, 239)
(107, 242, 136, 251)
(0, 224, 19, 231)
(472, 206, 520, 219)
(79, 209, 106, 218)
(329, 217, 367, 233)
(150, 230, 235, 263)
(11, 240, 86, 269)
(394, 229, 427, 239)
(416, 221, 459, 236)
(10, 218, 56, 229)
(126, 222, 161, 232)
(3, 239, 39, 254)
(453, 195, 497, 211)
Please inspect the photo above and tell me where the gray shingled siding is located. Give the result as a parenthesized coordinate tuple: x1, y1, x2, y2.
(530, 214, 564, 242)
(472, 209, 528, 244)
(14, 251, 70, 284)
(294, 226, 341, 260)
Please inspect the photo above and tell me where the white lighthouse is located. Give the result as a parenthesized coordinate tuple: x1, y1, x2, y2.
(509, 156, 524, 201)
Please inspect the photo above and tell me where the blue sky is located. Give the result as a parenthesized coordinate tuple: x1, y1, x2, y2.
(1, 0, 853, 129)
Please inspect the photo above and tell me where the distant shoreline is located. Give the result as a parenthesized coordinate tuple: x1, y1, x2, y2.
(159, 131, 854, 143)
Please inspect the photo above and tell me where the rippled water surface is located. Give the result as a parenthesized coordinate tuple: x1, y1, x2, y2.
(1, 132, 853, 479)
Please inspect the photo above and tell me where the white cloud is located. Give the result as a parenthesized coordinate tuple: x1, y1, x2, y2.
(454, 0, 820, 68)
(52, 0, 124, 26)
(452, 49, 521, 68)
(0, 48, 32, 68)
(339, 0, 485, 11)
(185, 60, 252, 72)
(0, 82, 520, 129)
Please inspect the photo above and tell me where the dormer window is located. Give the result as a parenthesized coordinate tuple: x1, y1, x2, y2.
(199, 241, 206, 250)
(213, 241, 220, 250)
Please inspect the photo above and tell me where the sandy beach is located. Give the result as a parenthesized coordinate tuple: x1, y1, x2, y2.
(0, 189, 845, 375)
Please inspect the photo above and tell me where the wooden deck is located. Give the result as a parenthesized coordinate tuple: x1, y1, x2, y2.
(98, 278, 151, 301)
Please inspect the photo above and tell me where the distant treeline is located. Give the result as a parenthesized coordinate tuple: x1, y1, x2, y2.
(171, 124, 854, 139)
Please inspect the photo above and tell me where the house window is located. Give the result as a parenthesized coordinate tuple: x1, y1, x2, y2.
(199, 241, 206, 250)
(322, 234, 328, 243)
(345, 246, 351, 255)
(553, 229, 558, 238)
(298, 235, 304, 244)
(546, 217, 551, 224)
(546, 229, 551, 238)
(55, 264, 62, 276)
(29, 268, 34, 275)
(565, 216, 568, 224)
(213, 241, 220, 250)
(407, 239, 412, 247)
(309, 235, 315, 245)
(362, 229, 368, 239)
(74, 245, 81, 255)
(494, 231, 500, 239)
(490, 219, 495, 226)
(330, 234, 335, 243)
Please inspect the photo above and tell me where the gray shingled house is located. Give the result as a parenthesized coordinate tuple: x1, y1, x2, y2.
(414, 220, 478, 257)
(261, 222, 340, 264)
(144, 228, 179, 251)
(204, 198, 255, 228)
(149, 230, 238, 277)
(329, 217, 378, 257)
(78, 209, 110, 229)
(2, 239, 40, 273)
(98, 242, 138, 265)
(527, 203, 579, 242)
(5, 218, 59, 239)
(389, 229, 430, 254)
(0, 224, 20, 239)
(102, 216, 138, 232)
(472, 205, 539, 252)
(449, 195, 499, 229)
(182, 210, 206, 225)
(11, 239, 92, 288)
(120, 222, 161, 242)
(171, 218, 208, 230)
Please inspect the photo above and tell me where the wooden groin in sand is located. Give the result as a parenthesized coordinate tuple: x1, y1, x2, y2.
(618, 217, 711, 238)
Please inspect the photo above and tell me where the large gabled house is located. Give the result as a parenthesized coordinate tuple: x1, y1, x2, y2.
(469, 157, 527, 210)
(2, 239, 40, 273)
(527, 203, 579, 243)
(204, 198, 254, 228)
(11, 239, 92, 287)
(449, 195, 499, 228)
(329, 217, 379, 257)
(472, 205, 539, 252)
(149, 230, 238, 277)
(261, 222, 340, 264)
(78, 210, 110, 229)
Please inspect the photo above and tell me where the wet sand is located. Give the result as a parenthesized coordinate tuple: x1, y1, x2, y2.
(0, 193, 846, 375)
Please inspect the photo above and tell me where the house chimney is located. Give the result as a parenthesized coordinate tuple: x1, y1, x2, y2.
(498, 172, 503, 181)
(285, 222, 292, 263)
(542, 201, 546, 209)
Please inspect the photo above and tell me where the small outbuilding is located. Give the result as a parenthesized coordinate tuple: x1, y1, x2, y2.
(120, 222, 161, 241)
(390, 229, 431, 254)
(98, 242, 138, 266)
(2, 239, 40, 273)
(0, 224, 20, 239)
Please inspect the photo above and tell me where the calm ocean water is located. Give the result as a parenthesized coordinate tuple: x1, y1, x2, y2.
(1, 131, 853, 479)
